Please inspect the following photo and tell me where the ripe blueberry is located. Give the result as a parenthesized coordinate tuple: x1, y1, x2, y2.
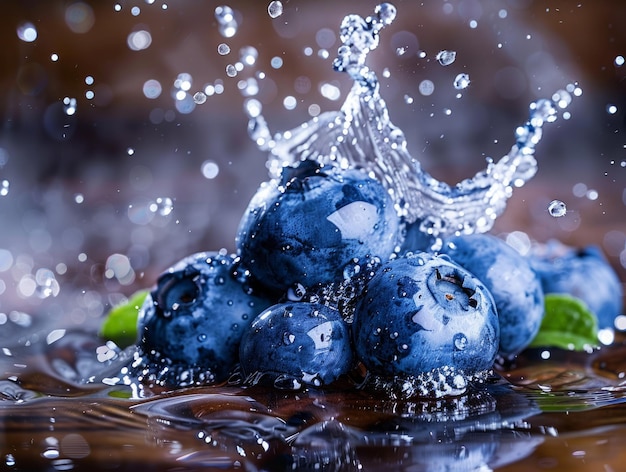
(529, 241, 623, 330)
(236, 160, 400, 294)
(137, 251, 273, 383)
(352, 252, 499, 384)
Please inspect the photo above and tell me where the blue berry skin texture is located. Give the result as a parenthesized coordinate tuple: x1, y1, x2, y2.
(440, 234, 544, 357)
(239, 302, 354, 388)
(137, 251, 274, 383)
(236, 161, 400, 294)
(529, 242, 623, 330)
(352, 252, 499, 379)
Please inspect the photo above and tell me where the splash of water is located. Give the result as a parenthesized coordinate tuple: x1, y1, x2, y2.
(246, 3, 574, 241)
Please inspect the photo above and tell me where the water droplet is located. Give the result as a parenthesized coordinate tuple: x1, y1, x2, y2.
(404, 95, 414, 104)
(239, 46, 258, 66)
(217, 43, 231, 55)
(270, 56, 283, 69)
(287, 283, 306, 301)
(395, 46, 407, 56)
(615, 55, 625, 67)
(201, 160, 220, 179)
(453, 73, 470, 90)
(142, 79, 162, 99)
(453, 333, 467, 350)
(226, 64, 237, 77)
(274, 374, 301, 390)
(127, 147, 135, 156)
(283, 332, 295, 344)
(607, 104, 618, 115)
(268, 0, 283, 18)
(435, 50, 456, 66)
(17, 22, 37, 42)
(0, 180, 9, 197)
(127, 30, 152, 51)
(418, 79, 435, 96)
(51, 53, 59, 62)
(193, 92, 207, 104)
(283, 96, 297, 110)
(548, 199, 567, 217)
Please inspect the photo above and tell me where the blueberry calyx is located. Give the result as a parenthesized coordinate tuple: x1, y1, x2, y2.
(154, 272, 201, 318)
(427, 267, 479, 313)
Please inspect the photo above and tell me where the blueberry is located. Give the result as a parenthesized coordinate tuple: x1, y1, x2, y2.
(528, 241, 623, 329)
(137, 251, 274, 383)
(352, 252, 499, 385)
(239, 302, 353, 388)
(440, 234, 544, 357)
(236, 160, 400, 294)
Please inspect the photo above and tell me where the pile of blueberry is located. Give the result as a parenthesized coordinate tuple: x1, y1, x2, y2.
(135, 160, 623, 397)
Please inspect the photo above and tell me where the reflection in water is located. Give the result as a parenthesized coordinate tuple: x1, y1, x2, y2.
(3, 329, 626, 470)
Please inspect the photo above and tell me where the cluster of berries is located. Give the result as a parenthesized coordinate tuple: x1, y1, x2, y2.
(136, 161, 622, 396)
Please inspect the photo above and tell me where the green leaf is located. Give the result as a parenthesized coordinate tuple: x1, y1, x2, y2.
(99, 290, 149, 348)
(529, 294, 598, 350)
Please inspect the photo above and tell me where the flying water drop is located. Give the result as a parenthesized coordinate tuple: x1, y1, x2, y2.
(17, 23, 37, 42)
(419, 79, 435, 96)
(193, 92, 207, 104)
(268, 1, 283, 18)
(436, 50, 456, 66)
(547, 199, 567, 217)
(453, 73, 470, 90)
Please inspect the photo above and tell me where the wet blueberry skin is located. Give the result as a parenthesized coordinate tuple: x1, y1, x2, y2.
(239, 302, 354, 387)
(236, 160, 400, 294)
(440, 234, 544, 357)
(137, 251, 274, 382)
(352, 252, 499, 378)
(529, 242, 623, 329)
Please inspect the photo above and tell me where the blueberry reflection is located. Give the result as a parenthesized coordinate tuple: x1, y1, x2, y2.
(128, 381, 543, 471)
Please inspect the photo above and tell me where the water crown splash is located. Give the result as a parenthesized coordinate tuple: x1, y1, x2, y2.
(246, 3, 574, 242)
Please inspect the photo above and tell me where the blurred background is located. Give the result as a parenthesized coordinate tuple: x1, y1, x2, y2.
(0, 0, 624, 332)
